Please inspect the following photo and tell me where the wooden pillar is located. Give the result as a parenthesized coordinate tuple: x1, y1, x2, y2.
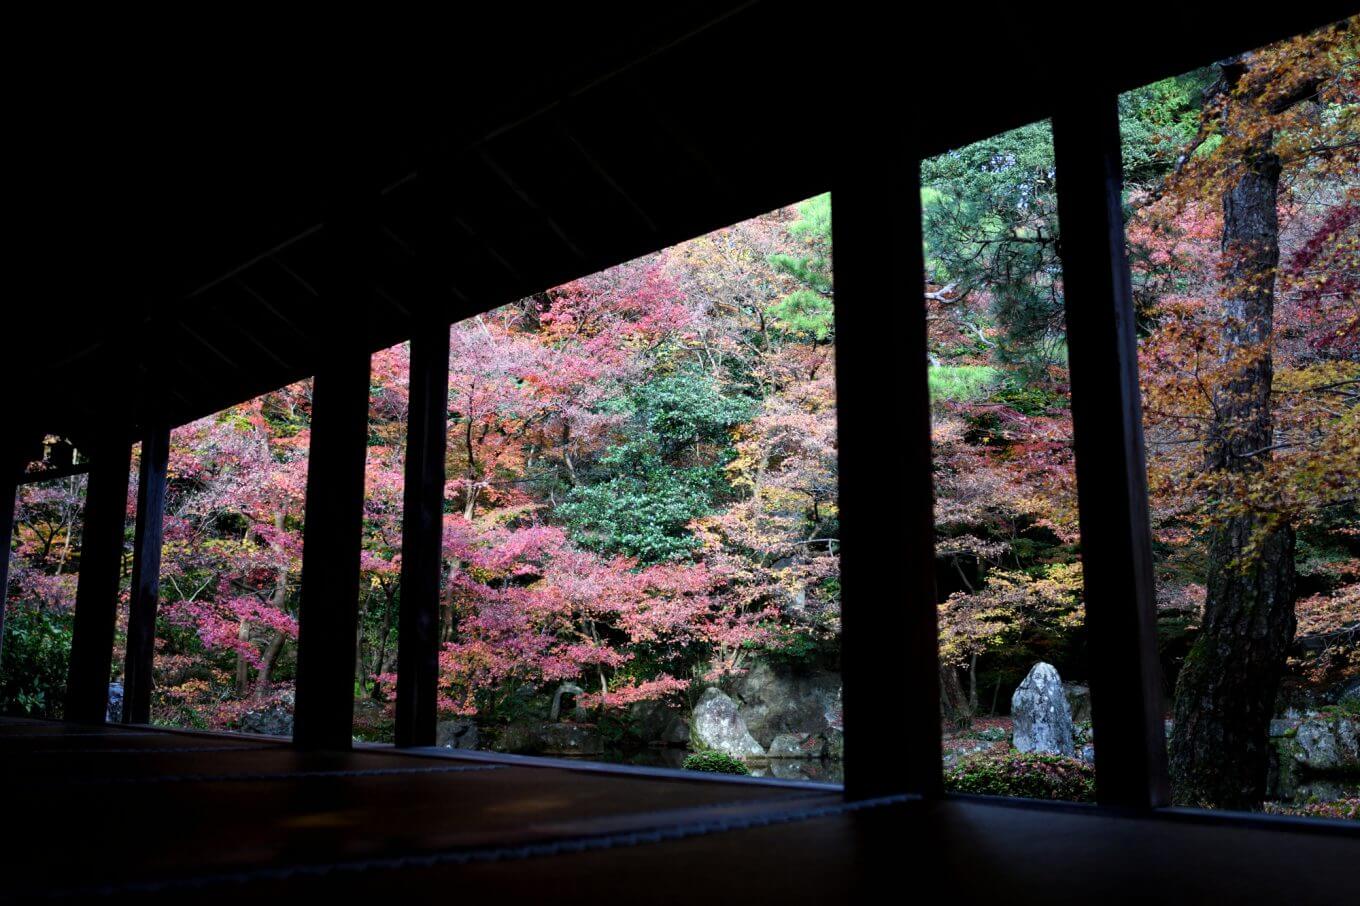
(1052, 95, 1170, 809)
(65, 439, 133, 723)
(292, 346, 371, 750)
(834, 137, 944, 800)
(122, 425, 170, 724)
(394, 322, 449, 748)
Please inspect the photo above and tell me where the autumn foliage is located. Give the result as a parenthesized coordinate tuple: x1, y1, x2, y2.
(3, 199, 841, 734)
(1, 20, 1354, 819)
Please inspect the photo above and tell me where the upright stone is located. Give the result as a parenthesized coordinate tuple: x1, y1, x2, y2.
(1012, 662, 1075, 756)
(105, 682, 124, 723)
(692, 687, 765, 758)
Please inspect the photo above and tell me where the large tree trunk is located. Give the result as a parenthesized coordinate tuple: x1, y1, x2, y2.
(940, 663, 972, 728)
(1169, 132, 1296, 810)
(372, 579, 396, 694)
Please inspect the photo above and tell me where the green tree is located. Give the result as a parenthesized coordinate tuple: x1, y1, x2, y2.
(921, 121, 1063, 372)
(767, 193, 834, 341)
(558, 369, 751, 563)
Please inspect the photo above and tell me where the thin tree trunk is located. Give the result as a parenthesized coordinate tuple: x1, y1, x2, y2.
(252, 634, 286, 699)
(463, 407, 478, 519)
(251, 512, 292, 699)
(234, 620, 251, 695)
(354, 588, 372, 695)
(967, 652, 978, 714)
(1169, 114, 1296, 810)
(440, 560, 460, 644)
(561, 449, 578, 487)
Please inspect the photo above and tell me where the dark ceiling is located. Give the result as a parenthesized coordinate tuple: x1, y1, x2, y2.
(7, 2, 1355, 445)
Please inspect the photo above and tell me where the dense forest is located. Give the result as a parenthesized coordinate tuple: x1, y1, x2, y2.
(3, 18, 1356, 816)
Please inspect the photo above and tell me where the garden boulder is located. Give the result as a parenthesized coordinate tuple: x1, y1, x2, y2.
(692, 687, 765, 758)
(625, 698, 686, 745)
(1011, 662, 1075, 756)
(436, 719, 480, 750)
(1063, 682, 1091, 724)
(106, 682, 124, 723)
(237, 691, 295, 737)
(769, 732, 826, 759)
(731, 658, 841, 749)
(499, 720, 603, 756)
(660, 714, 691, 747)
(1292, 715, 1359, 772)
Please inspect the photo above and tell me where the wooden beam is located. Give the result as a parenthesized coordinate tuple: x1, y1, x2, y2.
(65, 439, 132, 723)
(394, 322, 450, 748)
(1052, 96, 1170, 809)
(122, 425, 170, 724)
(834, 139, 943, 800)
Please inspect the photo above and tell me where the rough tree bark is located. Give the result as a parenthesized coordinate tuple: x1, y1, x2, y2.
(1169, 61, 1297, 809)
(372, 577, 396, 692)
(940, 663, 972, 728)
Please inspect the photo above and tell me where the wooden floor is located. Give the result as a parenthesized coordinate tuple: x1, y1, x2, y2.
(1, 716, 1354, 903)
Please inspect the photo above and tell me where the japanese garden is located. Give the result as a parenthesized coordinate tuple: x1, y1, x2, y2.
(4, 17, 1356, 821)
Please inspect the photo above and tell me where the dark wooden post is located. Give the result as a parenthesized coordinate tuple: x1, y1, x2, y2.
(122, 425, 170, 724)
(291, 203, 376, 750)
(394, 322, 449, 748)
(1052, 95, 1170, 809)
(65, 439, 133, 723)
(834, 140, 944, 800)
(292, 345, 371, 750)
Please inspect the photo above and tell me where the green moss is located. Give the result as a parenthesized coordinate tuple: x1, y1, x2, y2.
(682, 751, 751, 775)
